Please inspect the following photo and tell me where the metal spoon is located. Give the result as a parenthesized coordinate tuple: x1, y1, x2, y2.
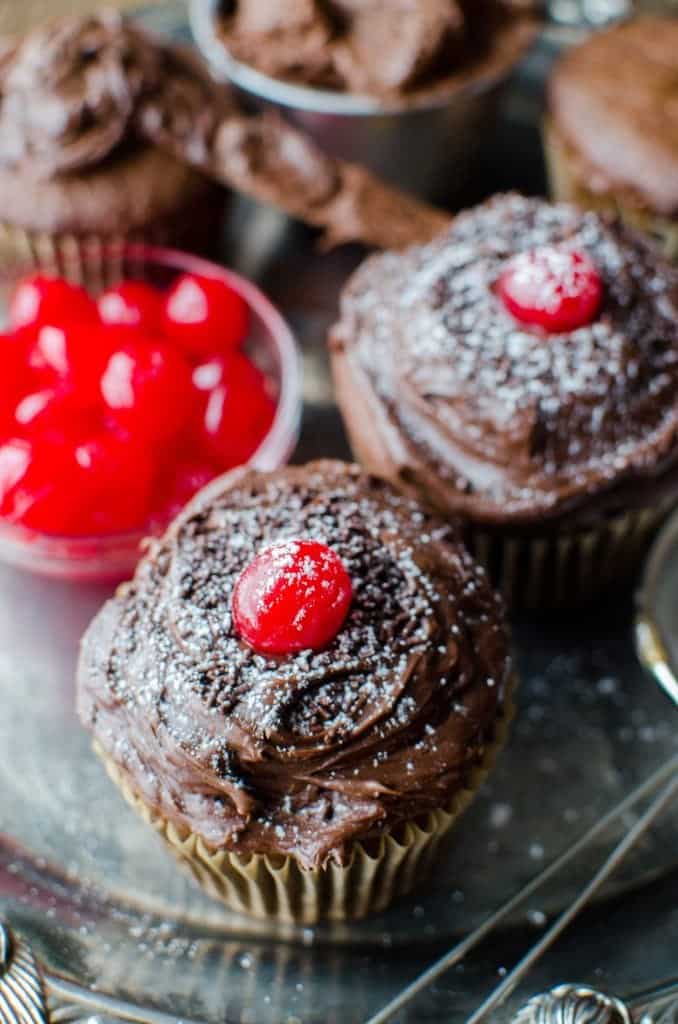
(512, 977, 678, 1024)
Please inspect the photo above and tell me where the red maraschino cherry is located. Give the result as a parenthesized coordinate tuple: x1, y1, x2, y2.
(100, 336, 194, 441)
(497, 246, 603, 334)
(98, 281, 163, 333)
(71, 433, 155, 534)
(0, 269, 280, 544)
(0, 334, 28, 431)
(0, 437, 82, 534)
(198, 353, 275, 469)
(13, 387, 101, 443)
(28, 323, 112, 401)
(163, 273, 249, 359)
(232, 539, 353, 655)
(9, 275, 98, 332)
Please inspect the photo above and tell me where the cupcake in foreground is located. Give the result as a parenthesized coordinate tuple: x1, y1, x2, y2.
(0, 10, 224, 280)
(77, 460, 512, 923)
(546, 17, 678, 260)
(330, 194, 678, 606)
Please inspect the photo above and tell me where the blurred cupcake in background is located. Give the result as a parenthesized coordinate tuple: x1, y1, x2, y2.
(545, 16, 678, 259)
(0, 10, 225, 285)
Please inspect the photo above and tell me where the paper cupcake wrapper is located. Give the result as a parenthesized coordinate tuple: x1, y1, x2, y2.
(543, 120, 678, 261)
(94, 681, 515, 925)
(467, 504, 670, 609)
(0, 187, 227, 291)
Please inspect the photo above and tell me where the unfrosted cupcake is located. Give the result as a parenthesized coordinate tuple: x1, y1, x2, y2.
(546, 17, 678, 260)
(330, 194, 678, 606)
(0, 10, 224, 283)
(77, 460, 512, 923)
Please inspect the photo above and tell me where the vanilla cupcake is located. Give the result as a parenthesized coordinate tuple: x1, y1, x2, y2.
(77, 461, 512, 923)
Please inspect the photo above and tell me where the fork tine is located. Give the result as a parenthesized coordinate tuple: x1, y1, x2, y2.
(363, 751, 678, 1024)
(467, 770, 678, 1024)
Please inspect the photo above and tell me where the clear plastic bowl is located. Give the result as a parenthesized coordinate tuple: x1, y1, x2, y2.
(0, 245, 302, 581)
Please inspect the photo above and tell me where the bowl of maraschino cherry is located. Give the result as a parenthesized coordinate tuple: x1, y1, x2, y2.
(0, 246, 300, 581)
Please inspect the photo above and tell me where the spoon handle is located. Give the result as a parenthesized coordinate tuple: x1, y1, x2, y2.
(467, 771, 678, 1024)
(511, 977, 678, 1024)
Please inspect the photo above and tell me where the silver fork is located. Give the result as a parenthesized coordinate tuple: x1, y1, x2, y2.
(363, 554, 678, 1024)
(363, 754, 678, 1024)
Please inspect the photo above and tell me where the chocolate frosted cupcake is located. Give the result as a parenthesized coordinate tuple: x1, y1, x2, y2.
(546, 17, 678, 260)
(77, 461, 512, 923)
(330, 194, 678, 606)
(0, 11, 224, 283)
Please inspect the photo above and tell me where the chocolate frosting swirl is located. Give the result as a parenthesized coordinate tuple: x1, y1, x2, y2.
(331, 195, 678, 528)
(77, 461, 509, 868)
(0, 10, 162, 178)
(0, 9, 448, 248)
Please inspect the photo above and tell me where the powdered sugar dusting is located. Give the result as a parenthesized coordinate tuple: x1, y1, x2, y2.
(338, 194, 678, 520)
(80, 462, 509, 867)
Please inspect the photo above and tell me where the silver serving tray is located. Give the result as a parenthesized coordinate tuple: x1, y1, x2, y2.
(0, 8, 677, 1023)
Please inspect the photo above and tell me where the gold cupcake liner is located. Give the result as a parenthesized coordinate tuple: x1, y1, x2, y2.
(0, 188, 227, 292)
(467, 504, 670, 609)
(543, 120, 678, 261)
(94, 682, 515, 925)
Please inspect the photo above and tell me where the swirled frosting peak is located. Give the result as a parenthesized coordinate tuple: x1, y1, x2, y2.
(0, 10, 162, 177)
(331, 194, 678, 527)
(77, 461, 509, 868)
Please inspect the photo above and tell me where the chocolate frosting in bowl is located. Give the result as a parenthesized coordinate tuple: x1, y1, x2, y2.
(77, 461, 510, 869)
(0, 8, 449, 249)
(216, 0, 536, 101)
(330, 194, 678, 529)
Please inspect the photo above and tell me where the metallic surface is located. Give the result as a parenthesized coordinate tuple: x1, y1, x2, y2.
(511, 980, 678, 1024)
(636, 508, 678, 709)
(363, 758, 678, 1024)
(0, 8, 677, 1024)
(512, 985, 631, 1024)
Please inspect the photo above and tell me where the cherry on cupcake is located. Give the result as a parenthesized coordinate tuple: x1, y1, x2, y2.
(100, 336, 195, 441)
(497, 246, 603, 333)
(198, 353, 275, 469)
(163, 273, 249, 359)
(9, 274, 98, 333)
(98, 281, 163, 334)
(232, 539, 353, 655)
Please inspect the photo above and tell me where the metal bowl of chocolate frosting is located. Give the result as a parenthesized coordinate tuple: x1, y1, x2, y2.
(191, 0, 537, 204)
